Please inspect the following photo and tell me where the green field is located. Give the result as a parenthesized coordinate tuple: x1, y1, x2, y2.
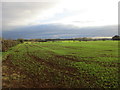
(2, 41, 119, 88)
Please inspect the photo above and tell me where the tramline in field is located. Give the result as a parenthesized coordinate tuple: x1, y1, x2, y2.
(2, 41, 119, 88)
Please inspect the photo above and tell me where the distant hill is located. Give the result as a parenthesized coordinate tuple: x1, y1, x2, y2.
(2, 24, 117, 39)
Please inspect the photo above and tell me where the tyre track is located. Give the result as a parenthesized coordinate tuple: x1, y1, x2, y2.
(25, 45, 78, 74)
(25, 44, 99, 88)
(28, 44, 118, 67)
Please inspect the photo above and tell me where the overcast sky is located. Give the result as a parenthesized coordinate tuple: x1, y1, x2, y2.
(2, 0, 119, 31)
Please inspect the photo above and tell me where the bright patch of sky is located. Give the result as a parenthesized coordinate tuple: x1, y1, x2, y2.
(2, 0, 119, 31)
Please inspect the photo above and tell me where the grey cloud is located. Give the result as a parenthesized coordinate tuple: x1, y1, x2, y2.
(2, 2, 59, 30)
(2, 24, 118, 39)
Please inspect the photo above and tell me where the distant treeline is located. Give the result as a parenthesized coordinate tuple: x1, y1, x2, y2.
(19, 37, 112, 42)
(1, 35, 119, 52)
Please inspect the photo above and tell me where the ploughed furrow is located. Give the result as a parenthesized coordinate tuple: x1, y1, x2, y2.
(25, 45, 99, 88)
(2, 54, 36, 88)
(25, 45, 78, 74)
(29, 44, 82, 62)
(28, 44, 118, 67)
(3, 46, 58, 88)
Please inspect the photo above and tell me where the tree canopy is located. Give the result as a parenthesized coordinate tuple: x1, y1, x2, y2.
(112, 35, 120, 40)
